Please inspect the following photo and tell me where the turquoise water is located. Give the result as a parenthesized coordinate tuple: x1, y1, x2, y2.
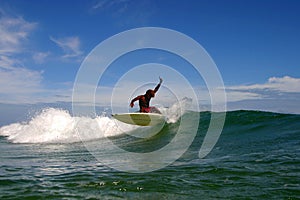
(0, 110, 299, 199)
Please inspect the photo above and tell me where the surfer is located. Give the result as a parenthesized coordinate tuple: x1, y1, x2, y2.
(130, 77, 163, 113)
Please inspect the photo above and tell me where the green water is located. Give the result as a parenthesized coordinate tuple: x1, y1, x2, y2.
(0, 110, 299, 199)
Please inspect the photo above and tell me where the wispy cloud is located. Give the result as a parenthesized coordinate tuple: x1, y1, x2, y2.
(0, 16, 36, 53)
(32, 52, 50, 64)
(90, 0, 155, 26)
(50, 36, 83, 59)
(225, 76, 300, 113)
(0, 67, 43, 94)
(0, 66, 72, 104)
(0, 55, 21, 70)
(0, 13, 44, 103)
(228, 76, 300, 93)
(0, 13, 71, 104)
(0, 14, 37, 67)
(92, 0, 130, 12)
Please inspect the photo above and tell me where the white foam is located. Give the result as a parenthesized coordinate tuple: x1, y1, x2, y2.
(0, 98, 191, 143)
(159, 97, 192, 123)
(0, 108, 75, 143)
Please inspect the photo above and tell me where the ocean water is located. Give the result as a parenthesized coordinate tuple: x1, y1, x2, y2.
(0, 106, 299, 199)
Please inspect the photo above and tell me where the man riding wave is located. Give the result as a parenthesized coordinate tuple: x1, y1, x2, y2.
(130, 77, 163, 113)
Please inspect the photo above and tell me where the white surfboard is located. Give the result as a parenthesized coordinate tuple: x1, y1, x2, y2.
(112, 113, 166, 126)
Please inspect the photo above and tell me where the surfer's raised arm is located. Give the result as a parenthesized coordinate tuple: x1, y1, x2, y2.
(154, 77, 163, 93)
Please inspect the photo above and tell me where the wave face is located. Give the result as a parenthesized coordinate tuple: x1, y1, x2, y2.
(0, 109, 299, 199)
(0, 107, 299, 145)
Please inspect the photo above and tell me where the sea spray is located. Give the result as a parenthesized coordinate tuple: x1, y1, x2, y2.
(0, 108, 77, 143)
(159, 97, 193, 123)
(0, 108, 133, 143)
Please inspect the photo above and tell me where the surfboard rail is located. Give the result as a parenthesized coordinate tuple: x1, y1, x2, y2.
(112, 113, 165, 126)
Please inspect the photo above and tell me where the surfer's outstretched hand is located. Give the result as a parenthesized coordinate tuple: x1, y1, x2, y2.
(130, 102, 134, 107)
(159, 76, 163, 84)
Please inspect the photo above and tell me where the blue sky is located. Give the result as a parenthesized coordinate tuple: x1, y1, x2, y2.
(0, 0, 300, 118)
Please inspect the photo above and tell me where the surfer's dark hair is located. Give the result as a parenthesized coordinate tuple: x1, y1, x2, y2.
(146, 89, 154, 97)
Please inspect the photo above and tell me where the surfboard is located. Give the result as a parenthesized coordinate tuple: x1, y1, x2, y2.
(112, 113, 166, 126)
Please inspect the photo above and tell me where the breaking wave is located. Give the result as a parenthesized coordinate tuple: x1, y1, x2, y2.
(0, 98, 191, 143)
